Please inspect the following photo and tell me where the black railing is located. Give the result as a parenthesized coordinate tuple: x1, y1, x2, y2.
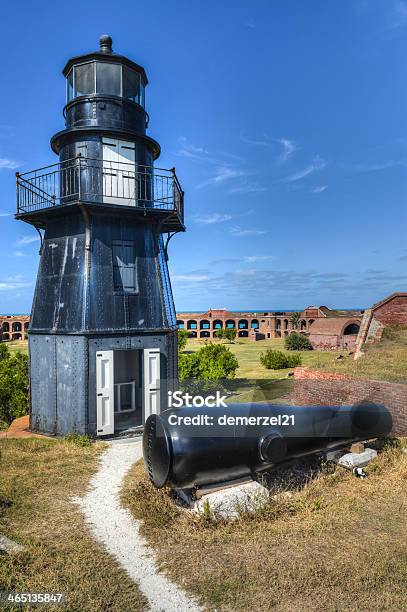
(16, 157, 184, 222)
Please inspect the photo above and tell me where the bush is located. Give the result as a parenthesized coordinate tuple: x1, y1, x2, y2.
(179, 343, 239, 382)
(0, 346, 29, 426)
(285, 332, 313, 351)
(215, 328, 237, 343)
(260, 349, 301, 370)
(177, 329, 188, 353)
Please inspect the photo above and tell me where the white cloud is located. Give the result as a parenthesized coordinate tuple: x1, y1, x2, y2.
(348, 159, 407, 172)
(175, 137, 242, 166)
(15, 235, 40, 246)
(284, 155, 327, 182)
(175, 137, 211, 160)
(0, 158, 19, 170)
(244, 255, 276, 263)
(0, 212, 11, 217)
(0, 274, 32, 291)
(173, 272, 211, 282)
(230, 226, 267, 237)
(312, 185, 328, 193)
(278, 138, 299, 163)
(13, 251, 25, 258)
(193, 213, 233, 224)
(228, 181, 267, 194)
(240, 132, 298, 163)
(197, 167, 248, 189)
(240, 132, 272, 147)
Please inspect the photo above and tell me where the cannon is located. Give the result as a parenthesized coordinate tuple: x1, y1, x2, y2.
(143, 403, 392, 489)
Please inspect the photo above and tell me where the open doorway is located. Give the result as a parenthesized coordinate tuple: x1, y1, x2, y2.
(96, 348, 161, 436)
(113, 350, 142, 432)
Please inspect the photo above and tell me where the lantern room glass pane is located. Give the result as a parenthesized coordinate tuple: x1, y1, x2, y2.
(123, 67, 141, 104)
(140, 83, 145, 108)
(67, 69, 74, 101)
(96, 62, 121, 96)
(74, 62, 95, 97)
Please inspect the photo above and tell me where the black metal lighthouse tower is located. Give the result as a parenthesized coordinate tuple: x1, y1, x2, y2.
(16, 35, 184, 436)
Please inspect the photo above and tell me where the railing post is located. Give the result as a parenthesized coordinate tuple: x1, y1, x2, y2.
(77, 155, 82, 201)
(15, 172, 21, 213)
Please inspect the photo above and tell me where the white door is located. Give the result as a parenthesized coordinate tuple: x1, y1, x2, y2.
(143, 349, 161, 423)
(96, 350, 114, 436)
(102, 138, 136, 205)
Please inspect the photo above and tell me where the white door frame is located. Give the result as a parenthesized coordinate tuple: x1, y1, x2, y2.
(96, 350, 115, 436)
(143, 348, 161, 423)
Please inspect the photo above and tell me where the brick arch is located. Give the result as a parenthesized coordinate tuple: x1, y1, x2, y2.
(343, 322, 360, 335)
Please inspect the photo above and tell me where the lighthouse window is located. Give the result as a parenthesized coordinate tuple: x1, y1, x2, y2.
(123, 67, 141, 104)
(67, 69, 74, 101)
(112, 240, 138, 293)
(96, 62, 121, 97)
(74, 62, 95, 97)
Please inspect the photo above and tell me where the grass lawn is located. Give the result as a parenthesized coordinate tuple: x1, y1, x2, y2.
(0, 438, 147, 611)
(123, 441, 407, 612)
(184, 338, 343, 403)
(315, 326, 407, 383)
(5, 341, 28, 355)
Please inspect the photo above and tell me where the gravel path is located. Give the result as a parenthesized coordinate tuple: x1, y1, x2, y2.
(74, 439, 202, 612)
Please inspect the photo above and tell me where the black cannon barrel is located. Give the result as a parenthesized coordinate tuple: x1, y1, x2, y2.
(143, 403, 392, 489)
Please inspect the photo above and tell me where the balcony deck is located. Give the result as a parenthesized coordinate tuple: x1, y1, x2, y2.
(16, 157, 185, 233)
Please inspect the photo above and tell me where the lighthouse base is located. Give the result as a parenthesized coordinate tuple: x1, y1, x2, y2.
(29, 330, 177, 436)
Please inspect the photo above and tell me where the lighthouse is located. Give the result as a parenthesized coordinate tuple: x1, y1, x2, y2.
(16, 35, 184, 436)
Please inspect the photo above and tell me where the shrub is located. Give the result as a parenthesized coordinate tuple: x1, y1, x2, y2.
(215, 328, 236, 343)
(260, 349, 301, 370)
(0, 344, 9, 361)
(179, 343, 239, 382)
(224, 328, 237, 342)
(177, 329, 188, 353)
(285, 332, 313, 351)
(0, 349, 29, 426)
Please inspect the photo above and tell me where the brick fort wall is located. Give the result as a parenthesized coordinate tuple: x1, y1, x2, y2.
(294, 367, 407, 436)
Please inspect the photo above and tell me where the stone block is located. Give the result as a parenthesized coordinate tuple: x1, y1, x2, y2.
(193, 481, 269, 520)
(337, 448, 377, 469)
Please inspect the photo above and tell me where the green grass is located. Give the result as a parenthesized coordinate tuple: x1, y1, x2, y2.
(184, 338, 343, 403)
(315, 326, 407, 383)
(4, 341, 28, 355)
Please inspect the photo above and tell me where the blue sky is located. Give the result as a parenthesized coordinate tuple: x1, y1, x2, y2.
(1, 0, 407, 313)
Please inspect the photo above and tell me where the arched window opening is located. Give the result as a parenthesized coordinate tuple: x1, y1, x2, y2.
(344, 323, 360, 335)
